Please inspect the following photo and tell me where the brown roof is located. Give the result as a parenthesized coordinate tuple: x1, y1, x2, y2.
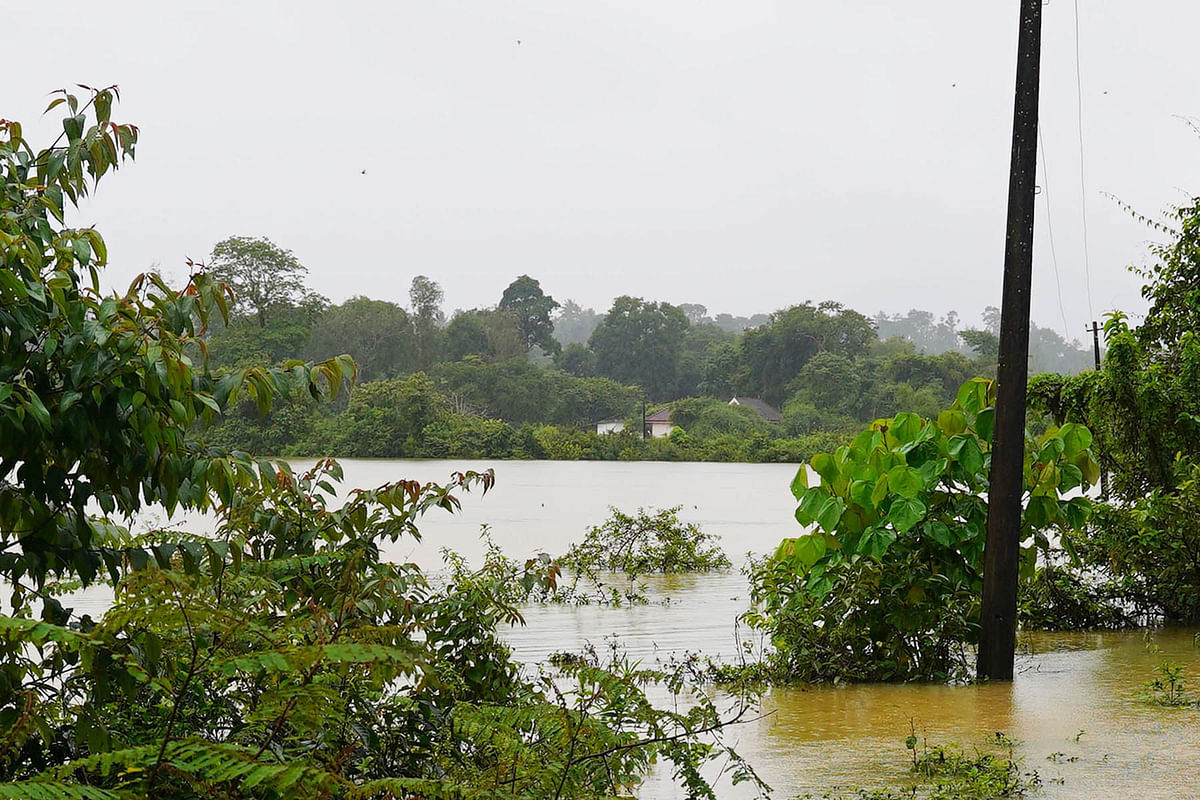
(729, 396, 782, 423)
(644, 407, 672, 423)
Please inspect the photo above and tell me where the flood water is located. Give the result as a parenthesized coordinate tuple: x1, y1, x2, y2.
(72, 459, 1200, 798)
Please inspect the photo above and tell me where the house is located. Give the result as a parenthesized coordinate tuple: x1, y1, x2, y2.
(644, 407, 674, 438)
(728, 396, 782, 424)
(595, 418, 626, 435)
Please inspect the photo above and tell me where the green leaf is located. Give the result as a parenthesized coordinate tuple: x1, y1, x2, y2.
(937, 408, 967, 435)
(1058, 422, 1093, 457)
(795, 487, 829, 527)
(815, 496, 845, 533)
(791, 534, 827, 570)
(889, 412, 924, 445)
(888, 497, 926, 533)
(849, 479, 876, 510)
(810, 452, 838, 484)
(886, 466, 924, 499)
(1064, 496, 1092, 529)
(1023, 495, 1059, 527)
(924, 520, 955, 548)
(858, 527, 897, 559)
(975, 408, 995, 442)
(956, 378, 989, 414)
(948, 434, 984, 475)
(24, 391, 51, 429)
(790, 466, 808, 500)
(0, 269, 28, 299)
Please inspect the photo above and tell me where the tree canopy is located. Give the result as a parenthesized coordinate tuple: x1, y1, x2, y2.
(499, 274, 560, 354)
(208, 236, 320, 328)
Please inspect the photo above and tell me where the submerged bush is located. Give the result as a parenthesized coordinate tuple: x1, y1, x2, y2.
(564, 506, 730, 576)
(806, 733, 1040, 800)
(561, 506, 732, 605)
(749, 379, 1100, 683)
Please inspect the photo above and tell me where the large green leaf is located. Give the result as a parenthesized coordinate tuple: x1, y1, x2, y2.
(790, 466, 809, 500)
(948, 435, 984, 475)
(815, 496, 846, 533)
(794, 487, 829, 527)
(887, 466, 925, 499)
(937, 408, 967, 435)
(888, 497, 926, 533)
(1058, 422, 1093, 457)
(857, 527, 897, 559)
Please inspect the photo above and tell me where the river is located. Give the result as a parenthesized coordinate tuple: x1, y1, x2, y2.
(71, 458, 1200, 798)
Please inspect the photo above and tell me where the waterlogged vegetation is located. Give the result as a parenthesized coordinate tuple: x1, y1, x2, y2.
(804, 732, 1040, 800)
(561, 506, 732, 605)
(4, 84, 1200, 799)
(0, 89, 767, 800)
(743, 380, 1099, 682)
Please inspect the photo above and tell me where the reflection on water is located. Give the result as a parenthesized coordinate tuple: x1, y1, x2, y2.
(66, 459, 1200, 799)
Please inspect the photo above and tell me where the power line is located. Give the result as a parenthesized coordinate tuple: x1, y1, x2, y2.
(1038, 128, 1073, 344)
(1072, 0, 1095, 320)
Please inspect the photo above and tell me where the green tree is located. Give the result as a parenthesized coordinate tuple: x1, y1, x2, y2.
(307, 296, 415, 381)
(750, 379, 1099, 681)
(740, 302, 875, 406)
(444, 311, 491, 361)
(551, 299, 602, 346)
(208, 236, 319, 328)
(409, 275, 444, 368)
(556, 342, 597, 377)
(0, 87, 352, 595)
(499, 274, 560, 355)
(589, 296, 689, 400)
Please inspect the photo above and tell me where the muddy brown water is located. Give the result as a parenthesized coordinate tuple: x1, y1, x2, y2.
(71, 459, 1200, 798)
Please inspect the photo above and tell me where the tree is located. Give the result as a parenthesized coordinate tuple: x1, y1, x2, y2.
(551, 299, 603, 346)
(208, 236, 316, 328)
(307, 296, 416, 380)
(740, 303, 875, 406)
(589, 296, 689, 400)
(445, 311, 491, 361)
(0, 87, 352, 596)
(409, 275, 444, 368)
(556, 342, 597, 377)
(498, 275, 560, 355)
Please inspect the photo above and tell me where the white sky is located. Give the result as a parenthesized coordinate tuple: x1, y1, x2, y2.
(7, 1, 1199, 341)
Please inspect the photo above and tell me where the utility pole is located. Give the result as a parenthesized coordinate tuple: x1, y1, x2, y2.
(1088, 321, 1109, 500)
(1088, 321, 1101, 369)
(978, 0, 1043, 681)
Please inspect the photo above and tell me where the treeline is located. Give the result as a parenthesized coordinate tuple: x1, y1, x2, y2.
(198, 236, 1094, 460)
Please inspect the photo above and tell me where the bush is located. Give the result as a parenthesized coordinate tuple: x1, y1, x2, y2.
(562, 507, 731, 604)
(749, 379, 1100, 682)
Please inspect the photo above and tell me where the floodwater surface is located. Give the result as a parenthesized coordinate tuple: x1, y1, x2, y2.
(71, 459, 1200, 798)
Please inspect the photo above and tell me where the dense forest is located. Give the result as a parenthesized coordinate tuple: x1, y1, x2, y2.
(200, 235, 1094, 461)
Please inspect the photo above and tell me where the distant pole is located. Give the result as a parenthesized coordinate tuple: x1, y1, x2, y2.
(978, 0, 1043, 682)
(1088, 321, 1109, 500)
(1088, 321, 1101, 369)
(641, 398, 647, 440)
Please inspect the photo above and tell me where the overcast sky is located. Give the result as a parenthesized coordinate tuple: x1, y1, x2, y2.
(7, 1, 1199, 341)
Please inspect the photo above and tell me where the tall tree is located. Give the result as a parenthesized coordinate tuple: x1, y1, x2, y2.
(499, 275, 560, 355)
(589, 296, 689, 400)
(552, 300, 603, 346)
(307, 296, 415, 380)
(208, 236, 313, 327)
(740, 302, 875, 406)
(409, 275, 445, 369)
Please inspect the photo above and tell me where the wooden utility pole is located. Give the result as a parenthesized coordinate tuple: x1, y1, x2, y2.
(1088, 321, 1109, 500)
(977, 0, 1043, 681)
(1088, 321, 1101, 368)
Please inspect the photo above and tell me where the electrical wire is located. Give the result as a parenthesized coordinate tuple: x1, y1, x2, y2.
(1073, 0, 1096, 321)
(1038, 128, 1073, 344)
